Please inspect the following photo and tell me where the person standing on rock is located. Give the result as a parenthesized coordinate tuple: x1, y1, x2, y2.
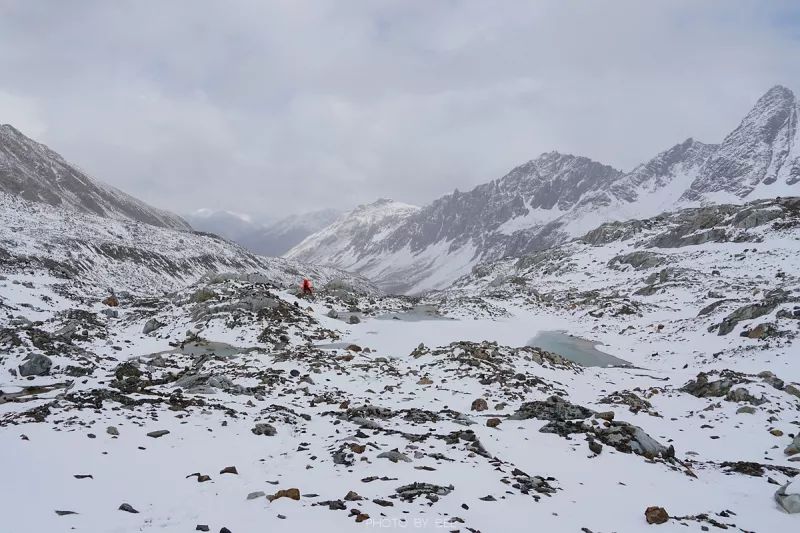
(301, 278, 314, 297)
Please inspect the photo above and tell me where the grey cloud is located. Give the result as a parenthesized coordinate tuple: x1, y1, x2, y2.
(1, 0, 799, 216)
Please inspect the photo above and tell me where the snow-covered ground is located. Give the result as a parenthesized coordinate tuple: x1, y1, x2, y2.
(1, 196, 799, 532)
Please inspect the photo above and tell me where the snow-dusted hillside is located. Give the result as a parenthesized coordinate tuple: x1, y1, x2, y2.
(2, 195, 799, 532)
(0, 191, 373, 297)
(0, 125, 190, 231)
(288, 86, 800, 294)
(285, 199, 420, 267)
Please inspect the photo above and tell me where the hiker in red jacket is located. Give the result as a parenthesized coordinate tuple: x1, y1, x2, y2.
(301, 278, 314, 296)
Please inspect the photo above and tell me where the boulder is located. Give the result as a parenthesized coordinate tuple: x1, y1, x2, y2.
(508, 395, 595, 421)
(252, 423, 277, 436)
(142, 318, 165, 335)
(775, 482, 800, 514)
(18, 354, 52, 377)
(644, 506, 669, 524)
(785, 434, 800, 456)
(471, 398, 488, 412)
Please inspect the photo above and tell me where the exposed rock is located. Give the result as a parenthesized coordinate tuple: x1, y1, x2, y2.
(18, 354, 52, 377)
(786, 435, 800, 456)
(645, 506, 669, 524)
(348, 315, 361, 324)
(471, 398, 488, 412)
(736, 406, 756, 415)
(377, 450, 411, 463)
(775, 483, 800, 513)
(118, 503, 138, 514)
(220, 466, 238, 475)
(395, 482, 454, 502)
(142, 318, 165, 334)
(267, 488, 300, 502)
(147, 430, 170, 438)
(252, 423, 277, 436)
(247, 491, 266, 500)
(508, 395, 595, 421)
(486, 418, 501, 428)
(106, 426, 120, 436)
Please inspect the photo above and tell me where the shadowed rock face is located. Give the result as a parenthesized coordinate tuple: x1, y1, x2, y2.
(683, 85, 800, 201)
(0, 124, 190, 230)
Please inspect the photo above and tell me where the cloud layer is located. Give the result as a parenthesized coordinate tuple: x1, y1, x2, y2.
(1, 0, 799, 217)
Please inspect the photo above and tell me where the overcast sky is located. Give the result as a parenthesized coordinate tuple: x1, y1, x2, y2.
(1, 1, 800, 219)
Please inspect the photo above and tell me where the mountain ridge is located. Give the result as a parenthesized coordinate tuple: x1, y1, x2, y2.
(287, 85, 800, 294)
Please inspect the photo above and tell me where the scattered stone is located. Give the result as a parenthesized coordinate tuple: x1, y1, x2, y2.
(106, 426, 119, 436)
(251, 423, 277, 436)
(55, 510, 78, 516)
(471, 398, 488, 411)
(147, 430, 170, 438)
(142, 318, 165, 334)
(18, 354, 52, 377)
(486, 418, 501, 428)
(220, 466, 238, 475)
(509, 395, 595, 421)
(348, 315, 361, 324)
(267, 488, 301, 502)
(377, 450, 411, 463)
(118, 503, 139, 513)
(644, 506, 669, 524)
(196, 526, 210, 531)
(247, 491, 266, 500)
(395, 482, 454, 502)
(775, 483, 800, 513)
(344, 490, 362, 501)
(736, 406, 756, 415)
(785, 435, 800, 456)
(589, 440, 603, 454)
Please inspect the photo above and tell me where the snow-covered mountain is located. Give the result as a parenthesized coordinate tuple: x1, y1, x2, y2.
(287, 85, 800, 294)
(185, 208, 341, 256)
(0, 124, 190, 230)
(285, 198, 420, 266)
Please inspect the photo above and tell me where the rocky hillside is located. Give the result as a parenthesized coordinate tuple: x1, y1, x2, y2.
(2, 194, 799, 531)
(288, 86, 800, 294)
(0, 190, 373, 298)
(0, 124, 190, 230)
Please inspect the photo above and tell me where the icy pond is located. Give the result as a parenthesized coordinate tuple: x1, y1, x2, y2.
(527, 330, 631, 367)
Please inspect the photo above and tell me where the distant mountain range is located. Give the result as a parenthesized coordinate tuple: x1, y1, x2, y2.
(184, 208, 341, 257)
(286, 85, 800, 294)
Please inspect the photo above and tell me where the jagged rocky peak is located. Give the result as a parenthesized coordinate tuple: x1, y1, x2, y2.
(682, 85, 800, 201)
(497, 151, 623, 210)
(0, 123, 191, 230)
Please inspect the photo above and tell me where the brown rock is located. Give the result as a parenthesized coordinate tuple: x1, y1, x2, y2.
(344, 490, 363, 501)
(471, 398, 488, 412)
(355, 513, 370, 523)
(645, 506, 669, 525)
(596, 411, 615, 421)
(346, 344, 362, 352)
(220, 466, 238, 475)
(267, 488, 301, 502)
(486, 418, 501, 428)
(349, 443, 366, 454)
(417, 376, 433, 385)
(770, 429, 784, 437)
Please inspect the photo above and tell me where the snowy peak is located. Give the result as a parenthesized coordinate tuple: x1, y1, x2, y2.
(284, 199, 420, 264)
(683, 85, 800, 201)
(0, 124, 191, 230)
